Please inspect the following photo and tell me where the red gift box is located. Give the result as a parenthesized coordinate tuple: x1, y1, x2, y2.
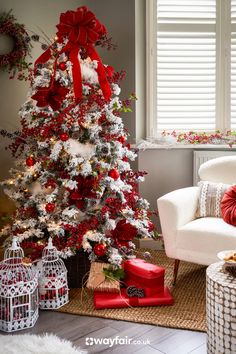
(94, 287, 174, 309)
(123, 259, 165, 296)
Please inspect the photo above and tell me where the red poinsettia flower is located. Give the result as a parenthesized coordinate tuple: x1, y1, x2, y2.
(68, 175, 98, 209)
(32, 82, 69, 111)
(112, 220, 137, 243)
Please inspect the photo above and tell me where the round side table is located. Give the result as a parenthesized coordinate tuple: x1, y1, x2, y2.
(206, 262, 236, 354)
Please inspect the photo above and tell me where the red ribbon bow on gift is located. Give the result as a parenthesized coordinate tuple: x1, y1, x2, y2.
(34, 6, 112, 102)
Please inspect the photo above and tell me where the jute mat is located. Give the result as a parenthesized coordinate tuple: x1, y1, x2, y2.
(57, 250, 207, 332)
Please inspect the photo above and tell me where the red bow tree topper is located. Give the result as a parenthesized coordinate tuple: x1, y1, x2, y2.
(56, 6, 106, 46)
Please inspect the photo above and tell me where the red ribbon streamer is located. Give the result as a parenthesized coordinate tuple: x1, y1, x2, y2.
(69, 46, 82, 100)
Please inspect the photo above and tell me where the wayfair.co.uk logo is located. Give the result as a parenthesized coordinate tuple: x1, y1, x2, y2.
(85, 336, 150, 347)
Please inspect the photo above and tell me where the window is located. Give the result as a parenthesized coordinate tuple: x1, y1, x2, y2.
(147, 0, 236, 136)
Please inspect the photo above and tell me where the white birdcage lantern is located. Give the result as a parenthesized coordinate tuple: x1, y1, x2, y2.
(38, 237, 69, 309)
(0, 237, 38, 332)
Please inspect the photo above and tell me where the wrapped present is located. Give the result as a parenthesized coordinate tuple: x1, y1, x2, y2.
(86, 262, 120, 293)
(123, 258, 165, 296)
(94, 287, 174, 309)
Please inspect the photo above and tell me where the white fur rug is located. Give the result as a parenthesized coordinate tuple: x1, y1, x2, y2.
(0, 333, 86, 354)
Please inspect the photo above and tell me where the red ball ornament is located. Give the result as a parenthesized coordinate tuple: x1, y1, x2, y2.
(108, 169, 120, 180)
(58, 62, 67, 71)
(93, 243, 107, 257)
(45, 203, 55, 213)
(60, 132, 69, 141)
(26, 156, 35, 167)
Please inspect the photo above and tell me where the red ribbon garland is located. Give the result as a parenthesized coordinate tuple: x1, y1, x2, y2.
(34, 6, 112, 101)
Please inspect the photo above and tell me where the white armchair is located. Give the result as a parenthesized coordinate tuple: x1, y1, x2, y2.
(157, 155, 236, 284)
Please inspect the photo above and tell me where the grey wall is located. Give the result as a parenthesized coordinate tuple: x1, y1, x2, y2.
(0, 0, 136, 212)
(139, 149, 193, 205)
(138, 148, 193, 228)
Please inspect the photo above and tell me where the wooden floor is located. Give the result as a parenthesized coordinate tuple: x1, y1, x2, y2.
(7, 311, 207, 354)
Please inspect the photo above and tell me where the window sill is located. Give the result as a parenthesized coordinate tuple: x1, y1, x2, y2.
(134, 142, 236, 150)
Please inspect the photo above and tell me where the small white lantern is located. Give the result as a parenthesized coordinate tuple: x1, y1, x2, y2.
(0, 237, 38, 332)
(38, 237, 69, 309)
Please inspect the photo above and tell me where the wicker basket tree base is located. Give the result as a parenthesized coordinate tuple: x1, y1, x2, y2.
(64, 249, 91, 288)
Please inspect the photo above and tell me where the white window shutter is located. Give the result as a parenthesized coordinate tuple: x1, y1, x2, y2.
(156, 0, 216, 131)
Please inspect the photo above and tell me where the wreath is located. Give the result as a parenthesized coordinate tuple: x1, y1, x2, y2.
(0, 10, 32, 79)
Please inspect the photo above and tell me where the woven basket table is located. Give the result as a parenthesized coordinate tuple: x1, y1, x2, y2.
(206, 262, 236, 354)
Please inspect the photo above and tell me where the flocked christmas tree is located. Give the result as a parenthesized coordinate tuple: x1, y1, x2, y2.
(0, 6, 156, 269)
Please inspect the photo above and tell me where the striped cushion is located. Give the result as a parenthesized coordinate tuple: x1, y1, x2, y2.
(196, 181, 230, 218)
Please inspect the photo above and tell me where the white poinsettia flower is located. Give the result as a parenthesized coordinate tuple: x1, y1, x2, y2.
(80, 58, 99, 83)
(64, 139, 96, 159)
(112, 83, 121, 95)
